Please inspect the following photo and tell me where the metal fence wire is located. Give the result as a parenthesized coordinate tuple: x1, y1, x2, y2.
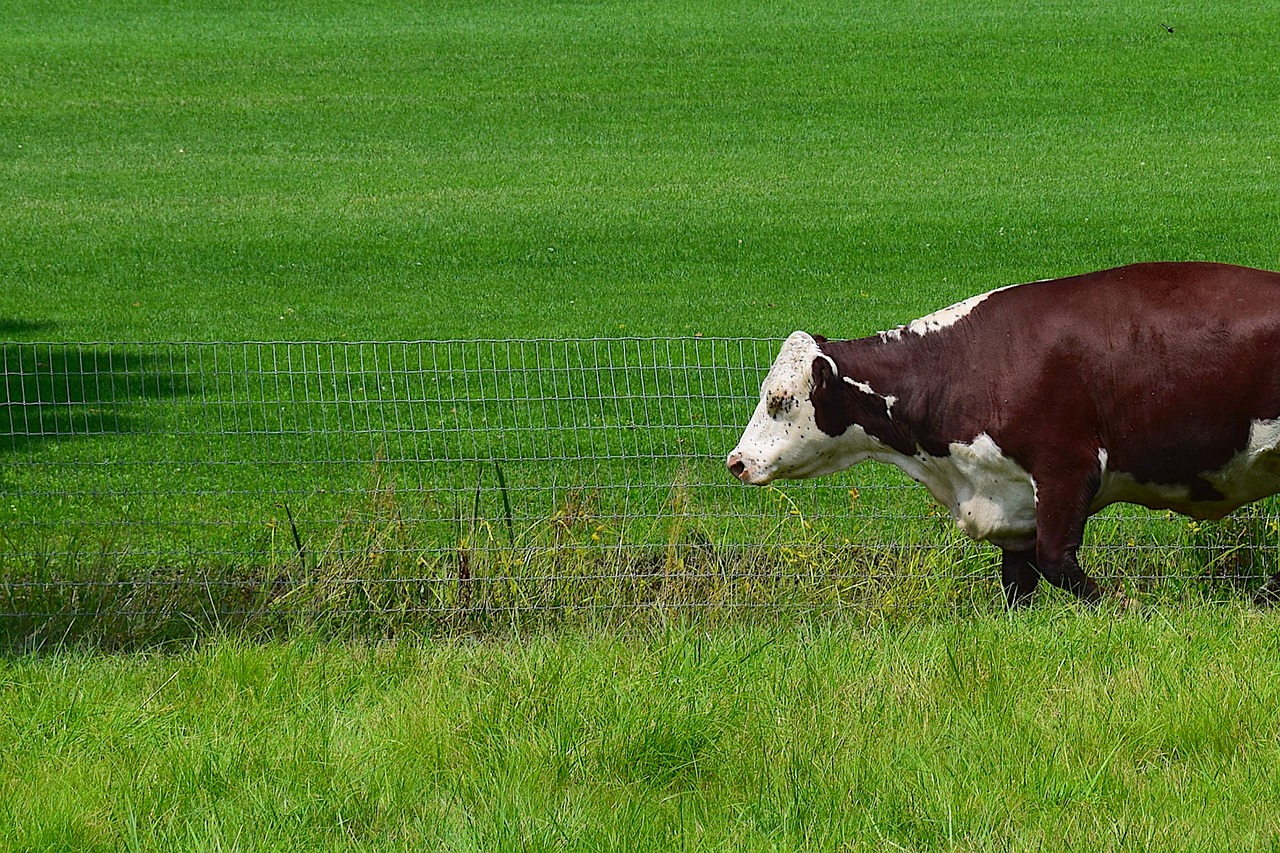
(3, 338, 1278, 642)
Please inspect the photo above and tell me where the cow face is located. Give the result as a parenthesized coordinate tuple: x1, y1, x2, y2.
(727, 331, 881, 485)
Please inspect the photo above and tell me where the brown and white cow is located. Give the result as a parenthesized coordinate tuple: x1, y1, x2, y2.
(727, 262, 1280, 607)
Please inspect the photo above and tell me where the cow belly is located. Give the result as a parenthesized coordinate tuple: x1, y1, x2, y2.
(1091, 471, 1222, 519)
(1096, 419, 1280, 520)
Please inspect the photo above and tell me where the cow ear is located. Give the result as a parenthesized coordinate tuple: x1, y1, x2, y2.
(812, 334, 829, 344)
(809, 355, 854, 437)
(811, 355, 835, 390)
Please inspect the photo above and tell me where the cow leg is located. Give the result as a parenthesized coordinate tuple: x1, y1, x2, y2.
(1000, 548, 1040, 609)
(1032, 473, 1103, 604)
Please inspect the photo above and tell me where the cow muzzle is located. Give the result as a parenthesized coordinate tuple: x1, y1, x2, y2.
(726, 450, 766, 484)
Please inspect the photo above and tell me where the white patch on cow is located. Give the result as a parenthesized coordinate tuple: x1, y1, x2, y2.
(1210, 418, 1280, 501)
(843, 377, 874, 395)
(878, 282, 1028, 341)
(907, 291, 998, 336)
(841, 375, 897, 415)
(1193, 417, 1280, 517)
(890, 433, 1037, 549)
(1093, 468, 1193, 515)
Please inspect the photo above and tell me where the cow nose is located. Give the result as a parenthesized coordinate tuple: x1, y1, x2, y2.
(727, 453, 748, 481)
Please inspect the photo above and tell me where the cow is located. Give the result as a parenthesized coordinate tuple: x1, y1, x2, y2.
(727, 262, 1280, 608)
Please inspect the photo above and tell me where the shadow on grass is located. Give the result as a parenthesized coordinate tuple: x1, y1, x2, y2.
(1, 341, 192, 456)
(2, 341, 204, 650)
(0, 319, 54, 337)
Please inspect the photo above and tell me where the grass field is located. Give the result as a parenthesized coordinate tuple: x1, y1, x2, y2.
(5, 0, 1280, 846)
(6, 610, 1280, 852)
(4, 0, 1278, 342)
(5, 0, 1280, 641)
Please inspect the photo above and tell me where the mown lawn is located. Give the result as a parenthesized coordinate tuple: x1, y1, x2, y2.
(4, 0, 1280, 634)
(2, 0, 1277, 342)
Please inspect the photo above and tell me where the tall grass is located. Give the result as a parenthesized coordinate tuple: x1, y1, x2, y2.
(7, 435, 1275, 648)
(4, 611, 1280, 851)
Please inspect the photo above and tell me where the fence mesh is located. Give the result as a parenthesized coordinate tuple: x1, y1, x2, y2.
(3, 338, 1277, 644)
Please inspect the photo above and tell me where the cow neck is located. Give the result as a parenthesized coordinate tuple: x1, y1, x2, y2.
(814, 335, 923, 457)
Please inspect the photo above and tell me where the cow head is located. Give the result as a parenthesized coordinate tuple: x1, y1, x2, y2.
(727, 331, 884, 485)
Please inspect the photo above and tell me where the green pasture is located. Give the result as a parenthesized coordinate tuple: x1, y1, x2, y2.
(4, 0, 1278, 342)
(5, 0, 1280, 644)
(6, 2, 1280, 849)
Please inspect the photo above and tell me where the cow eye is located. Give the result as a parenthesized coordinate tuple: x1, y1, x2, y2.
(766, 393, 793, 418)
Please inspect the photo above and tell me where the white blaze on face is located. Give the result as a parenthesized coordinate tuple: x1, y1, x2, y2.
(727, 331, 879, 485)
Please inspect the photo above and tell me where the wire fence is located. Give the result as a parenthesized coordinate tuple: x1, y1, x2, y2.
(3, 338, 1278, 645)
